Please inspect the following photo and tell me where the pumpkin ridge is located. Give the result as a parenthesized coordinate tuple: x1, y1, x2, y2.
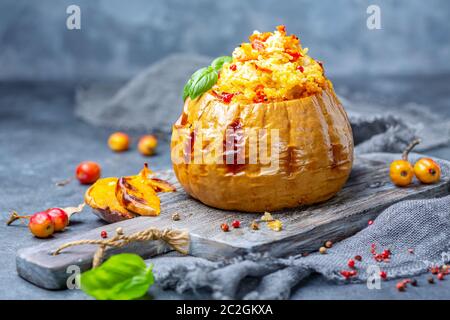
(173, 72, 353, 211)
(316, 90, 335, 168)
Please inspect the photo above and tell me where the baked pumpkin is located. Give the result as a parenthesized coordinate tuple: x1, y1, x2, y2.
(85, 164, 176, 222)
(85, 177, 138, 223)
(171, 26, 354, 212)
(115, 164, 168, 216)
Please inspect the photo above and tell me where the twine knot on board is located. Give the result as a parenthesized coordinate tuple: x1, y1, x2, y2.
(53, 227, 189, 268)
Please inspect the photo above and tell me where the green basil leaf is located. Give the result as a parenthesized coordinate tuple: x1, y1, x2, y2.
(79, 253, 154, 300)
(183, 78, 193, 101)
(183, 67, 208, 101)
(183, 56, 231, 101)
(189, 66, 218, 100)
(211, 56, 233, 72)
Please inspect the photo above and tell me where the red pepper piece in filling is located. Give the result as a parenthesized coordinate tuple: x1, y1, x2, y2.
(221, 93, 235, 104)
(276, 25, 286, 34)
(255, 64, 272, 73)
(253, 85, 266, 103)
(249, 32, 270, 43)
(285, 49, 302, 61)
(251, 39, 265, 51)
(253, 96, 266, 103)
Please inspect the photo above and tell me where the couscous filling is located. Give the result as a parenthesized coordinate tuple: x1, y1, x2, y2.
(213, 26, 328, 104)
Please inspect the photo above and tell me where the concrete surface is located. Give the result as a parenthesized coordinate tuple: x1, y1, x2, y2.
(0, 79, 450, 300)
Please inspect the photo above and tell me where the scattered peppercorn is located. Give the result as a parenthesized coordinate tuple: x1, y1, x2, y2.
(101, 230, 108, 239)
(171, 212, 181, 221)
(430, 266, 439, 275)
(348, 259, 355, 269)
(231, 220, 241, 228)
(396, 282, 405, 292)
(116, 227, 124, 235)
(408, 248, 414, 254)
(354, 255, 362, 261)
(349, 270, 357, 277)
(340, 269, 357, 280)
(371, 244, 392, 262)
(221, 223, 230, 232)
(380, 271, 387, 280)
(428, 276, 434, 284)
(319, 247, 327, 254)
(250, 220, 259, 230)
(368, 220, 373, 226)
(410, 279, 418, 286)
(437, 273, 445, 281)
(325, 240, 333, 248)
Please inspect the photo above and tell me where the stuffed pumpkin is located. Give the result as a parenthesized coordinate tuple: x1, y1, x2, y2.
(171, 26, 353, 212)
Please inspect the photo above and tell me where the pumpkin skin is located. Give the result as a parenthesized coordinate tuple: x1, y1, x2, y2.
(171, 86, 354, 212)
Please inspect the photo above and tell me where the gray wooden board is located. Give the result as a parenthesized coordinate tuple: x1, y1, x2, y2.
(16, 153, 450, 289)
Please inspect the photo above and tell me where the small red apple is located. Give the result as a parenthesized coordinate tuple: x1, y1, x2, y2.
(29, 212, 54, 238)
(46, 208, 69, 232)
(138, 135, 158, 156)
(76, 161, 101, 184)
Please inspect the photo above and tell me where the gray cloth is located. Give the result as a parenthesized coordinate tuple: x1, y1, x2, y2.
(75, 54, 211, 132)
(155, 195, 450, 299)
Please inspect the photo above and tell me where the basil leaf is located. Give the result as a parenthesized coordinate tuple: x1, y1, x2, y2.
(183, 67, 208, 101)
(189, 66, 218, 100)
(183, 56, 231, 101)
(182, 78, 193, 101)
(79, 253, 154, 300)
(211, 56, 233, 72)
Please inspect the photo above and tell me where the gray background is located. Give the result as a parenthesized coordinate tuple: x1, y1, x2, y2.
(1, 0, 450, 81)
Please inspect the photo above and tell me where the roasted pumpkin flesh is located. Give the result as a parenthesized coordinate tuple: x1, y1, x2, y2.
(84, 164, 176, 221)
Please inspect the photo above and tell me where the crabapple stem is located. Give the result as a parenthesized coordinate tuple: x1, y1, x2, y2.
(6, 211, 31, 226)
(402, 139, 421, 161)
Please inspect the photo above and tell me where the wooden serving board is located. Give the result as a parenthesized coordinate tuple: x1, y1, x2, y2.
(17, 153, 450, 289)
